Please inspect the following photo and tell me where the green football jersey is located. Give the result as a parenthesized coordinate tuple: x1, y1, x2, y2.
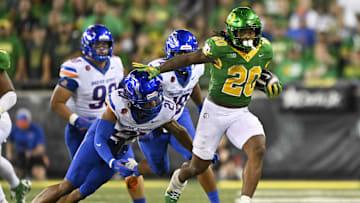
(202, 36, 273, 107)
(0, 49, 10, 71)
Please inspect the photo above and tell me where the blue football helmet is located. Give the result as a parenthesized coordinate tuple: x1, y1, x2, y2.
(124, 70, 163, 123)
(81, 24, 113, 62)
(165, 29, 198, 59)
(165, 29, 198, 86)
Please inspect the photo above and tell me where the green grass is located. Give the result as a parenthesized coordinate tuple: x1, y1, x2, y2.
(2, 180, 360, 202)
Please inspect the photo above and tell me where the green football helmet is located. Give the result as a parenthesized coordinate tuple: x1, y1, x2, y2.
(225, 7, 262, 51)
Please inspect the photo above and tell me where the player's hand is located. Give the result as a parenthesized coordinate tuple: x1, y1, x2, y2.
(211, 153, 219, 165)
(197, 104, 203, 114)
(111, 158, 137, 177)
(265, 82, 282, 98)
(132, 62, 160, 79)
(74, 117, 91, 131)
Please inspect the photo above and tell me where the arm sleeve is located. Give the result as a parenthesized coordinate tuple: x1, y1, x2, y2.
(0, 91, 17, 113)
(94, 119, 116, 166)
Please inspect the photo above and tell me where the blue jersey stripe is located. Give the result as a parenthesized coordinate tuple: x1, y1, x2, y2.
(61, 66, 78, 73)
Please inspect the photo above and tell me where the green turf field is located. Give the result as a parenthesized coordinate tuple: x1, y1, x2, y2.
(2, 180, 360, 202)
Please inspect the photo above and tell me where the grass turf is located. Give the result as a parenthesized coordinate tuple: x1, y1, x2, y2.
(2, 180, 360, 202)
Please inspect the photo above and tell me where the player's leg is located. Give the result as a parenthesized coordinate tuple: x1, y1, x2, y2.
(226, 109, 266, 203)
(0, 113, 30, 203)
(31, 179, 76, 203)
(169, 108, 219, 203)
(59, 163, 115, 202)
(32, 132, 96, 202)
(64, 124, 87, 158)
(166, 99, 229, 202)
(122, 145, 146, 203)
(138, 128, 170, 175)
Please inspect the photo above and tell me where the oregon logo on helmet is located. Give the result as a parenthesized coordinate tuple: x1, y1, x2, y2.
(225, 7, 262, 51)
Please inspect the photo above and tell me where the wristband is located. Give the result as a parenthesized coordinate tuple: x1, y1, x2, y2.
(108, 158, 115, 168)
(69, 113, 79, 125)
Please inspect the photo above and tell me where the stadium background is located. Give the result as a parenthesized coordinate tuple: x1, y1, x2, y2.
(1, 0, 360, 183)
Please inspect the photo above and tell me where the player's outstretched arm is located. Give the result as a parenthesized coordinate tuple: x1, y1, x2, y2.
(163, 120, 193, 153)
(133, 49, 215, 79)
(94, 107, 117, 168)
(160, 49, 213, 73)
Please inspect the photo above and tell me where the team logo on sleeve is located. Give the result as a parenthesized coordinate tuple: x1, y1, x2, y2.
(202, 43, 212, 56)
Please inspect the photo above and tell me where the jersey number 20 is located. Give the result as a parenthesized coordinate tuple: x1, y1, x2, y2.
(222, 65, 261, 97)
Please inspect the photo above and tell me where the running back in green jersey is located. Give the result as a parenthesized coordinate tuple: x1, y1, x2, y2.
(0, 49, 10, 71)
(202, 36, 273, 107)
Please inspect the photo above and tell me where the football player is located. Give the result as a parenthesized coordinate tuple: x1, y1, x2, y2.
(0, 49, 31, 203)
(137, 29, 220, 203)
(49, 24, 144, 201)
(133, 7, 282, 203)
(32, 70, 194, 203)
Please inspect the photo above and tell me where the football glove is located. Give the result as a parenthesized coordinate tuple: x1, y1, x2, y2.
(132, 62, 160, 79)
(111, 158, 137, 177)
(74, 117, 91, 132)
(265, 82, 282, 98)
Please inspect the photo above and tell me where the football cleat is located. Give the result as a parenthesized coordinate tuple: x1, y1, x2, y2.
(10, 179, 31, 203)
(165, 169, 187, 203)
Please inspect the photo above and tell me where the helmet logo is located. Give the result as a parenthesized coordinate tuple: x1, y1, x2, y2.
(227, 13, 236, 24)
(99, 34, 110, 41)
(85, 65, 91, 71)
(180, 45, 192, 50)
(146, 91, 158, 100)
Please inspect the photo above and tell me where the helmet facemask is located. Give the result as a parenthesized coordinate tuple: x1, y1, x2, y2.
(225, 7, 262, 52)
(227, 25, 261, 51)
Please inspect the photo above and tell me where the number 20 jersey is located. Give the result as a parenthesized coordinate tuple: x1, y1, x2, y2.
(202, 36, 273, 107)
(149, 58, 204, 120)
(106, 89, 177, 143)
(59, 56, 124, 119)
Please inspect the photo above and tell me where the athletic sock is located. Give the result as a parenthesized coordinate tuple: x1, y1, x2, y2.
(207, 189, 220, 203)
(133, 198, 146, 203)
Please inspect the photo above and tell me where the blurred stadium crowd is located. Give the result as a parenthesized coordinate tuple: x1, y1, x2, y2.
(1, 0, 360, 90)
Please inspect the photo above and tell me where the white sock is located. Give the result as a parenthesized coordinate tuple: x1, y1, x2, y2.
(0, 156, 20, 188)
(239, 195, 251, 203)
(173, 169, 187, 188)
(0, 185, 7, 203)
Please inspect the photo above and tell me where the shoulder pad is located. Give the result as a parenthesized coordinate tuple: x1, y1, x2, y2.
(202, 36, 230, 58)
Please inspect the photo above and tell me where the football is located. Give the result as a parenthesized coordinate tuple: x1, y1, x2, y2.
(255, 69, 280, 92)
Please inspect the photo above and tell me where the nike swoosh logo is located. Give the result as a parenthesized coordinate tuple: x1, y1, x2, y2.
(96, 143, 101, 147)
(259, 54, 264, 57)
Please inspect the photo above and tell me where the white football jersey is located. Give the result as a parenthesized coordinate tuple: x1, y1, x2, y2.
(106, 89, 176, 144)
(149, 58, 204, 120)
(59, 56, 124, 120)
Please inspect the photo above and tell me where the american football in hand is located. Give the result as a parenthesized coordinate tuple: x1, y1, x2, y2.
(255, 69, 280, 92)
